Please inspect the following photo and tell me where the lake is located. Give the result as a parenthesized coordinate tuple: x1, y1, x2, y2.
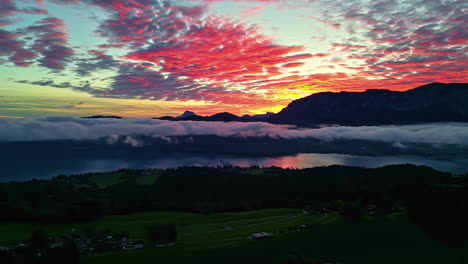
(2, 152, 467, 182)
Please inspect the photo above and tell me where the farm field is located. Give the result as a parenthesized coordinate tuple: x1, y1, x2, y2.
(1, 207, 467, 264)
(82, 212, 468, 264)
(87, 170, 161, 188)
(0, 209, 316, 248)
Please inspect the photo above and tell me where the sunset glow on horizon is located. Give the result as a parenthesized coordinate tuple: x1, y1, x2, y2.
(0, 0, 466, 117)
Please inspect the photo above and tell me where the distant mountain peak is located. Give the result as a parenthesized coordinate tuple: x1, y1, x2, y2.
(210, 112, 238, 117)
(248, 112, 275, 119)
(155, 82, 467, 125)
(414, 82, 464, 90)
(176, 110, 196, 119)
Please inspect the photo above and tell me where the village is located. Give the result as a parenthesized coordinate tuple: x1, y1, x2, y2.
(1, 211, 326, 263)
(0, 202, 386, 262)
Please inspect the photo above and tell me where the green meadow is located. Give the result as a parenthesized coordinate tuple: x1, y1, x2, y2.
(0, 209, 311, 247)
(82, 212, 468, 264)
(1, 209, 466, 264)
(88, 171, 160, 188)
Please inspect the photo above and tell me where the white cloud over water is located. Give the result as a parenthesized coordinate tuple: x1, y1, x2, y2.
(0, 117, 468, 145)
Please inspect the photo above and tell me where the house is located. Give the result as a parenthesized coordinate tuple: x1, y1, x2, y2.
(247, 232, 272, 240)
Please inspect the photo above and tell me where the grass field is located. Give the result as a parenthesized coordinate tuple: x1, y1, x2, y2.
(135, 174, 159, 185)
(89, 172, 126, 188)
(1, 209, 466, 264)
(82, 212, 468, 264)
(0, 209, 313, 247)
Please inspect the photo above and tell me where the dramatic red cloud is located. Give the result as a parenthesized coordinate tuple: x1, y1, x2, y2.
(124, 17, 312, 84)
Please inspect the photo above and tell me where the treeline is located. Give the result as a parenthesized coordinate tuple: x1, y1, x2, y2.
(0, 180, 104, 222)
(0, 165, 467, 243)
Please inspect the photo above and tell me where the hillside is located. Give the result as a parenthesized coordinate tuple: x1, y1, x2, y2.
(151, 82, 468, 125)
(271, 82, 468, 125)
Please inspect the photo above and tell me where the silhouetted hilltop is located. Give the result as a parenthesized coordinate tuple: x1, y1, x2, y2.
(154, 111, 245, 122)
(271, 82, 468, 125)
(176, 110, 196, 119)
(207, 112, 243, 122)
(242, 112, 275, 121)
(151, 83, 467, 125)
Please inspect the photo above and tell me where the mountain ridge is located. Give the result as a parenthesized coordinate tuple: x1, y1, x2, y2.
(270, 82, 468, 125)
(87, 82, 468, 125)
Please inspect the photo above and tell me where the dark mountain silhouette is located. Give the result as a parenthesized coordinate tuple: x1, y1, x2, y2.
(178, 114, 207, 121)
(176, 110, 196, 119)
(155, 111, 274, 122)
(270, 82, 468, 125)
(242, 112, 275, 121)
(206, 112, 243, 122)
(158, 111, 197, 121)
(154, 111, 244, 122)
(177, 112, 243, 122)
(151, 83, 468, 125)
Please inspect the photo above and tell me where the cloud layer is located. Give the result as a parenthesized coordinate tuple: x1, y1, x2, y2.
(1, 117, 467, 146)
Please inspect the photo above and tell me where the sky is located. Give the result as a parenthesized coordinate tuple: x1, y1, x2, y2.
(0, 0, 467, 118)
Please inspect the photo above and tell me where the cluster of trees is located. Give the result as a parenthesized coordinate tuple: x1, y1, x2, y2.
(0, 180, 104, 222)
(0, 165, 467, 244)
(148, 224, 177, 244)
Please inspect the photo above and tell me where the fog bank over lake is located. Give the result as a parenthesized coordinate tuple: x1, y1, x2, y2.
(1, 118, 467, 181)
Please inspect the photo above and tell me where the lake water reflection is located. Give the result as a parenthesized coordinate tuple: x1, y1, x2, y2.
(3, 153, 467, 182)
